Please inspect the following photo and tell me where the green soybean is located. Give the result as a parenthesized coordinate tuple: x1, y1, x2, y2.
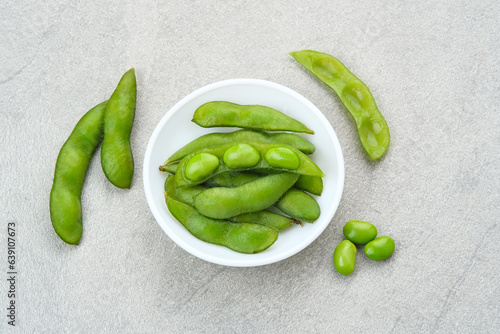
(165, 130, 315, 164)
(174, 142, 324, 187)
(192, 101, 314, 134)
(275, 189, 321, 223)
(290, 50, 390, 161)
(343, 220, 377, 245)
(101, 68, 137, 188)
(265, 147, 300, 170)
(50, 101, 107, 245)
(364, 236, 395, 261)
(333, 240, 357, 276)
(193, 173, 299, 219)
(185, 153, 220, 181)
(223, 143, 261, 168)
(166, 196, 278, 254)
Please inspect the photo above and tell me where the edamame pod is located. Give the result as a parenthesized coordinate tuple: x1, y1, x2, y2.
(165, 129, 315, 164)
(101, 68, 136, 188)
(333, 240, 357, 275)
(165, 175, 298, 229)
(275, 189, 321, 223)
(50, 101, 107, 245)
(173, 142, 324, 188)
(192, 101, 314, 134)
(290, 50, 390, 161)
(166, 196, 278, 254)
(193, 173, 299, 219)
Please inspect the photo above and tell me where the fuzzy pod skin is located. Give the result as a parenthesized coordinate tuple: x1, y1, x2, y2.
(164, 175, 298, 230)
(290, 50, 390, 161)
(192, 101, 314, 134)
(50, 101, 107, 245)
(193, 173, 299, 219)
(166, 196, 278, 254)
(165, 129, 315, 165)
(101, 68, 136, 188)
(275, 188, 321, 223)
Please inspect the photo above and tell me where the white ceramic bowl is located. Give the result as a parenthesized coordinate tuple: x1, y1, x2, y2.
(143, 79, 344, 267)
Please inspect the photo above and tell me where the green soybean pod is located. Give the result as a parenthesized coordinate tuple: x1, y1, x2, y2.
(193, 173, 299, 219)
(166, 196, 278, 254)
(165, 130, 315, 164)
(192, 101, 314, 134)
(50, 101, 107, 245)
(295, 175, 323, 196)
(164, 175, 204, 206)
(101, 68, 136, 188)
(230, 210, 299, 230)
(333, 240, 357, 276)
(364, 236, 395, 261)
(275, 189, 321, 223)
(343, 220, 377, 245)
(165, 175, 298, 229)
(290, 50, 390, 161)
(174, 142, 324, 188)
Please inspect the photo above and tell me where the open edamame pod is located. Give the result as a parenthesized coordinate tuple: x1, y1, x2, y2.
(193, 173, 299, 219)
(165, 129, 315, 164)
(166, 196, 278, 254)
(290, 50, 390, 161)
(192, 101, 314, 134)
(173, 141, 324, 188)
(101, 68, 137, 188)
(50, 101, 107, 245)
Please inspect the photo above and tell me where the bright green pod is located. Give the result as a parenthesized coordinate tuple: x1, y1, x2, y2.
(275, 189, 321, 223)
(343, 220, 377, 245)
(364, 236, 395, 261)
(290, 50, 390, 161)
(164, 175, 204, 206)
(165, 175, 298, 229)
(229, 210, 299, 230)
(265, 147, 300, 170)
(101, 68, 137, 188)
(333, 240, 357, 276)
(165, 130, 315, 164)
(185, 153, 220, 181)
(166, 196, 278, 254)
(223, 143, 261, 168)
(173, 141, 324, 188)
(295, 174, 323, 195)
(50, 101, 107, 245)
(192, 101, 314, 134)
(193, 173, 299, 219)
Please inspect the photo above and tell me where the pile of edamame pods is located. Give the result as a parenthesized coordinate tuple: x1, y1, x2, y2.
(160, 101, 325, 254)
(50, 68, 136, 245)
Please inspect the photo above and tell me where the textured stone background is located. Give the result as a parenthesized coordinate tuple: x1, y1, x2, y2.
(1, 0, 499, 333)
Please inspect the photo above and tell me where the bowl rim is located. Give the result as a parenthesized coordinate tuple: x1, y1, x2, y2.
(143, 78, 345, 267)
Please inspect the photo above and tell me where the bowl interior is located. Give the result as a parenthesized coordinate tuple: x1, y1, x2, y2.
(143, 79, 344, 267)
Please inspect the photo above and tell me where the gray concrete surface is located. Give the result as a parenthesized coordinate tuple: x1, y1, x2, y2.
(1, 0, 499, 333)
